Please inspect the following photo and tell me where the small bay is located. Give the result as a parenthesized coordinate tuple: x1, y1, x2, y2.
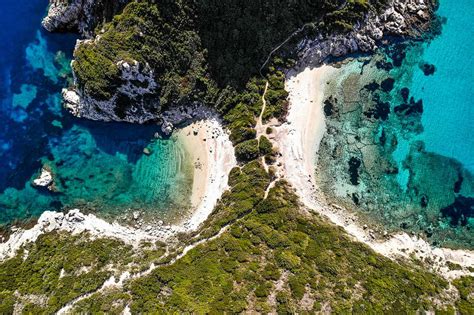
(0, 0, 194, 225)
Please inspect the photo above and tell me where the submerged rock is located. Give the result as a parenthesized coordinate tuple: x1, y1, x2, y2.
(441, 196, 474, 227)
(348, 157, 362, 185)
(161, 121, 174, 136)
(381, 77, 395, 92)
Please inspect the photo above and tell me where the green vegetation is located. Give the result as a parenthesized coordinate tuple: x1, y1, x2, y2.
(262, 58, 291, 122)
(72, 0, 390, 114)
(196, 160, 271, 240)
(192, 0, 386, 87)
(0, 0, 468, 313)
(72, 288, 131, 314)
(73, 0, 217, 109)
(221, 77, 265, 144)
(259, 135, 274, 156)
(1, 79, 471, 312)
(453, 276, 474, 314)
(0, 233, 133, 313)
(124, 181, 454, 313)
(0, 233, 167, 313)
(235, 139, 260, 162)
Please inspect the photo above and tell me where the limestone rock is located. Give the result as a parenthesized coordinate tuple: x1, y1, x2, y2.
(161, 121, 174, 136)
(42, 0, 131, 37)
(63, 57, 160, 124)
(42, 0, 82, 33)
(32, 167, 54, 191)
(297, 0, 434, 67)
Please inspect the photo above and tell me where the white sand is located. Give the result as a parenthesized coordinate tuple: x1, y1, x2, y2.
(176, 117, 237, 231)
(0, 115, 236, 260)
(273, 64, 474, 279)
(273, 65, 336, 209)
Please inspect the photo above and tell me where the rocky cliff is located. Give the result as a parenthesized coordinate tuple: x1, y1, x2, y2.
(63, 55, 161, 124)
(297, 0, 436, 67)
(42, 0, 130, 37)
(45, 0, 435, 131)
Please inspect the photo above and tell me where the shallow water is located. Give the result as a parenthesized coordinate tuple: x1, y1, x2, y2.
(316, 0, 474, 248)
(0, 0, 194, 225)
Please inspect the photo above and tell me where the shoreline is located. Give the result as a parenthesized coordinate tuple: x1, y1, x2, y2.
(0, 114, 236, 260)
(273, 64, 474, 279)
(175, 116, 237, 231)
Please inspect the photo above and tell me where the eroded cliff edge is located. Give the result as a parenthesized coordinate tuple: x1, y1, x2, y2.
(42, 0, 130, 37)
(43, 0, 436, 133)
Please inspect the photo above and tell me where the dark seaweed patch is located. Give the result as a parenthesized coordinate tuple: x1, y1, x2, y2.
(364, 81, 380, 92)
(352, 193, 360, 205)
(381, 77, 395, 92)
(454, 173, 464, 194)
(365, 94, 390, 121)
(421, 195, 428, 208)
(394, 97, 423, 116)
(386, 43, 407, 67)
(323, 97, 336, 117)
(375, 60, 394, 71)
(379, 128, 387, 146)
(348, 157, 361, 185)
(440, 196, 474, 227)
(420, 63, 436, 76)
(400, 87, 410, 102)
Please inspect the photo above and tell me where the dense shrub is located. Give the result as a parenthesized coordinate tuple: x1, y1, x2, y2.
(72, 0, 390, 114)
(235, 139, 260, 162)
(259, 135, 273, 155)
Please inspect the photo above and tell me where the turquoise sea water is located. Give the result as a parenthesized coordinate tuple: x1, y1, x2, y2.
(0, 0, 193, 225)
(412, 0, 474, 172)
(318, 0, 474, 248)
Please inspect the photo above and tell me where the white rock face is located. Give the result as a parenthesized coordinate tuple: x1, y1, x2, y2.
(32, 167, 54, 190)
(42, 0, 82, 33)
(63, 55, 160, 124)
(0, 210, 157, 260)
(63, 89, 82, 116)
(161, 121, 174, 135)
(42, 0, 130, 37)
(297, 0, 433, 67)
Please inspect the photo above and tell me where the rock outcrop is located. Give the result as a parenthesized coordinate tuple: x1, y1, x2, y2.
(297, 0, 435, 67)
(64, 57, 160, 124)
(52, 0, 435, 132)
(32, 167, 55, 191)
(42, 0, 130, 37)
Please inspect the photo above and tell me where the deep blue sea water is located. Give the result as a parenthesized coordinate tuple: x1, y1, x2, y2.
(0, 0, 193, 225)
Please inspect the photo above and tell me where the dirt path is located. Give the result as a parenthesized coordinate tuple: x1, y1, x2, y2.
(255, 81, 269, 138)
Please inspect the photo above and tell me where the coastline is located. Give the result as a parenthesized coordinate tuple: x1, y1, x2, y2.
(0, 114, 236, 260)
(273, 64, 474, 279)
(175, 116, 237, 231)
(274, 65, 337, 209)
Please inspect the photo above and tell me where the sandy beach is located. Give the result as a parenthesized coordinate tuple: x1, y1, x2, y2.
(272, 64, 474, 279)
(273, 65, 337, 209)
(176, 117, 236, 231)
(0, 114, 236, 260)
